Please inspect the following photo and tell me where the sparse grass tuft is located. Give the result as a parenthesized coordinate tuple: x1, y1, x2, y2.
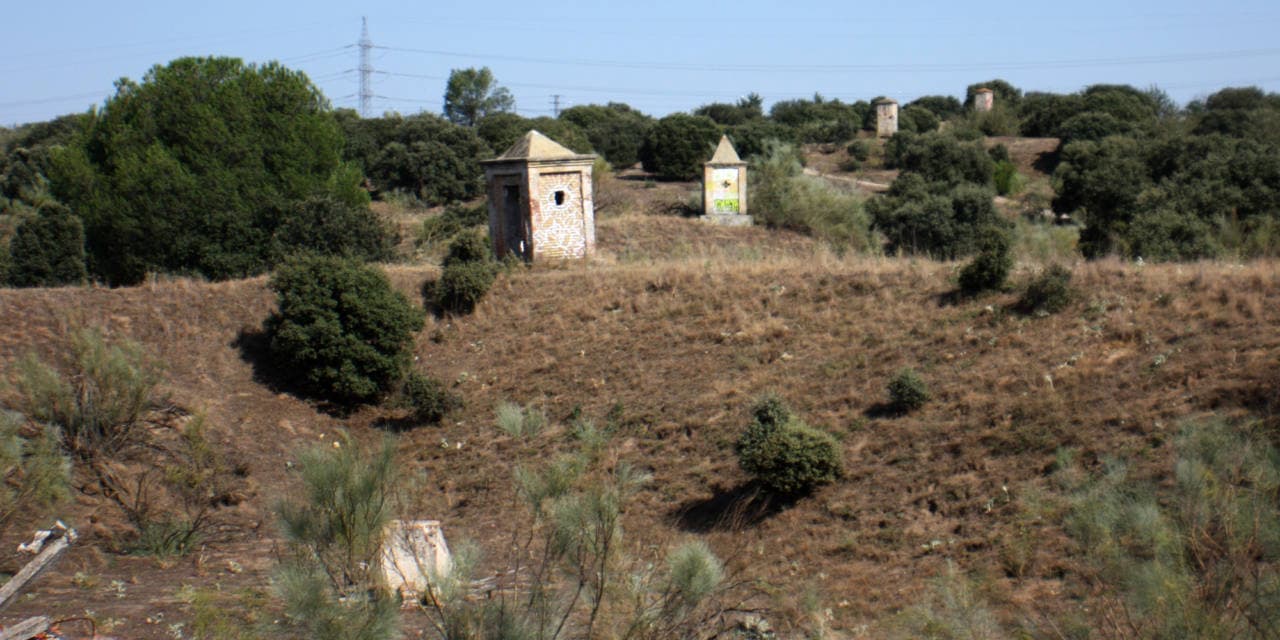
(496, 401, 546, 438)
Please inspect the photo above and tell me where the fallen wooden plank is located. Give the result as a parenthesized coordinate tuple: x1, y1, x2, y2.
(0, 615, 51, 640)
(0, 531, 75, 612)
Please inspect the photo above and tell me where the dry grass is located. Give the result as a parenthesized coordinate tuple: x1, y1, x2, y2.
(1, 196, 1278, 637)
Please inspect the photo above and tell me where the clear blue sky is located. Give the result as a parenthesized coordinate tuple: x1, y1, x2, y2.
(4, 0, 1280, 126)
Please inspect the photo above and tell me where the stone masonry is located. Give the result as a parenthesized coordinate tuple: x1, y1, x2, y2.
(876, 98, 899, 138)
(481, 131, 597, 261)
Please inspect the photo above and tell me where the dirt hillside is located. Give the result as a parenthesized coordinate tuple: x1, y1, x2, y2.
(0, 175, 1277, 638)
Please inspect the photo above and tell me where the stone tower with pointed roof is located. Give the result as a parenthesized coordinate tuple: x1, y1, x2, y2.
(480, 130, 598, 261)
(875, 98, 899, 138)
(702, 135, 751, 226)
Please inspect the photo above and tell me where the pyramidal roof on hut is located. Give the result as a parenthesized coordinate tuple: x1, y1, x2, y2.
(707, 135, 744, 165)
(491, 130, 594, 162)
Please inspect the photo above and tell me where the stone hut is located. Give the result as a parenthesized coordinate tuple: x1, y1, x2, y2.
(974, 88, 995, 113)
(702, 135, 751, 226)
(875, 98, 899, 137)
(481, 131, 597, 262)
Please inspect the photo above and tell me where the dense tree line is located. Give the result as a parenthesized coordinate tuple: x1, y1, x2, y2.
(5, 56, 1280, 289)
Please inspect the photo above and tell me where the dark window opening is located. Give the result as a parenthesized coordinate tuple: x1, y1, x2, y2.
(554, 190, 566, 206)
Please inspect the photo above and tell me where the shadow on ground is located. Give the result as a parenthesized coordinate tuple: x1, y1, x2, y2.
(670, 483, 800, 533)
(231, 327, 355, 418)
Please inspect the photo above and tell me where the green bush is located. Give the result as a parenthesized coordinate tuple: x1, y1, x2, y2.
(1125, 208, 1220, 261)
(1018, 91, 1086, 137)
(495, 401, 546, 438)
(266, 256, 424, 404)
(1056, 111, 1132, 145)
(846, 139, 872, 162)
(900, 105, 941, 133)
(341, 112, 489, 206)
(887, 368, 930, 413)
(769, 96, 868, 143)
(639, 114, 721, 180)
(724, 120, 797, 160)
(442, 228, 492, 266)
(418, 201, 488, 248)
(13, 327, 159, 458)
(749, 142, 875, 253)
(1016, 264, 1073, 315)
(0, 412, 70, 525)
(401, 372, 459, 425)
(992, 160, 1023, 196)
(6, 203, 86, 287)
(883, 132, 993, 187)
(906, 95, 964, 120)
(868, 176, 1003, 259)
(276, 435, 401, 640)
(436, 261, 495, 314)
(434, 229, 496, 315)
(694, 95, 764, 126)
(736, 396, 842, 495)
(958, 227, 1012, 294)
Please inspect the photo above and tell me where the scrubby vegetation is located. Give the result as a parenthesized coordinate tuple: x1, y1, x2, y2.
(276, 435, 401, 640)
(12, 327, 159, 458)
(749, 142, 874, 252)
(1059, 420, 1280, 638)
(958, 226, 1012, 294)
(1016, 264, 1074, 315)
(435, 229, 496, 314)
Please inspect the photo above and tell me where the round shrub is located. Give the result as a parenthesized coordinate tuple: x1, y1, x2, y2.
(846, 139, 872, 162)
(958, 227, 1012, 294)
(443, 228, 492, 266)
(887, 368, 929, 413)
(737, 396, 842, 495)
(436, 261, 495, 314)
(639, 114, 720, 181)
(900, 105, 940, 133)
(402, 372, 459, 424)
(266, 256, 424, 404)
(1017, 265, 1074, 315)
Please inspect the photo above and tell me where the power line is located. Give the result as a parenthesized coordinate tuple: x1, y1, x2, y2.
(373, 43, 1280, 74)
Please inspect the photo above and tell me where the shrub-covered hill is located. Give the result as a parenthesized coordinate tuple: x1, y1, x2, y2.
(0, 214, 1277, 637)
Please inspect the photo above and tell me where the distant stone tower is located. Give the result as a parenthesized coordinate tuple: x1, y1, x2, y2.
(875, 98, 899, 138)
(702, 135, 751, 227)
(974, 88, 995, 113)
(481, 131, 597, 262)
